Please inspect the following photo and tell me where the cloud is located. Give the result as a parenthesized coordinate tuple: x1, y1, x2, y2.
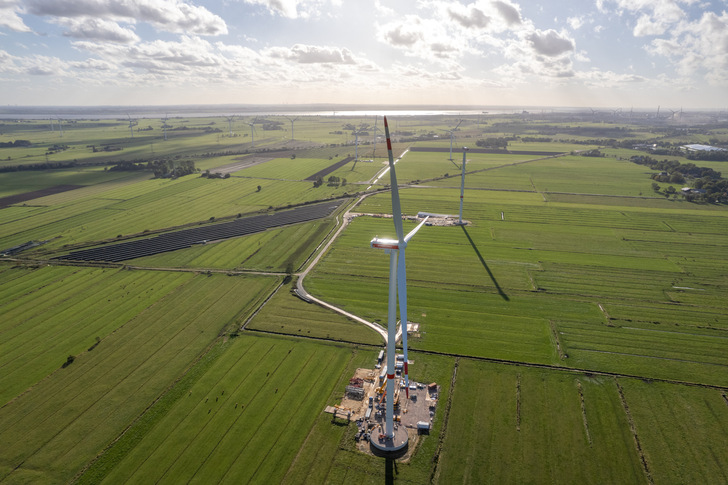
(0, 1, 31, 32)
(492, 0, 522, 26)
(577, 69, 648, 87)
(526, 29, 575, 57)
(58, 17, 140, 43)
(441, 0, 522, 33)
(71, 58, 114, 70)
(72, 35, 227, 76)
(377, 13, 477, 64)
(647, 10, 728, 85)
(266, 44, 357, 64)
(244, 0, 298, 18)
(0, 50, 72, 77)
(381, 21, 423, 47)
(567, 16, 584, 30)
(241, 0, 341, 19)
(25, 0, 227, 35)
(448, 5, 491, 29)
(598, 0, 689, 37)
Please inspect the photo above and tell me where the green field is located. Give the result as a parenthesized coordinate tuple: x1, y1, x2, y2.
(1, 114, 727, 483)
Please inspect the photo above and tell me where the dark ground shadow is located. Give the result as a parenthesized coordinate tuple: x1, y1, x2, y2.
(461, 225, 510, 301)
(385, 458, 398, 485)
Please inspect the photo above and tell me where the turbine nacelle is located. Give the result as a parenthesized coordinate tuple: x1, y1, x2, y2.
(371, 238, 402, 251)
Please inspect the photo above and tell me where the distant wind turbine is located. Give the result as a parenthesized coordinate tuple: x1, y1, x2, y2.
(225, 115, 236, 136)
(162, 114, 169, 141)
(285, 116, 298, 141)
(372, 115, 383, 160)
(247, 118, 257, 147)
(457, 147, 469, 225)
(441, 119, 463, 160)
(127, 114, 137, 138)
(353, 128, 365, 161)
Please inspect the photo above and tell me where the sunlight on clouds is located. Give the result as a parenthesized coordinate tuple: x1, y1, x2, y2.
(57, 17, 140, 43)
(25, 0, 227, 35)
(0, 1, 31, 32)
(241, 0, 341, 19)
(265, 44, 357, 64)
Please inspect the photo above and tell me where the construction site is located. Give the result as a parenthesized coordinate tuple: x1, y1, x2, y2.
(324, 351, 440, 459)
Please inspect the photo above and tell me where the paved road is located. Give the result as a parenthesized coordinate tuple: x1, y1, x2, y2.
(295, 193, 390, 343)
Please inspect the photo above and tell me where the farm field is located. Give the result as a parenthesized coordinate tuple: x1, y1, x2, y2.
(0, 268, 280, 483)
(246, 280, 382, 345)
(306, 174, 728, 385)
(0, 169, 350, 252)
(436, 360, 645, 483)
(82, 335, 358, 484)
(1, 113, 728, 483)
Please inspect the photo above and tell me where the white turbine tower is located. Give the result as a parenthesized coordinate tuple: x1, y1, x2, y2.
(353, 128, 364, 161)
(286, 116, 298, 141)
(370, 116, 428, 455)
(247, 118, 257, 147)
(443, 119, 463, 160)
(457, 147, 469, 225)
(226, 115, 236, 136)
(162, 114, 169, 141)
(372, 115, 382, 160)
(127, 114, 137, 138)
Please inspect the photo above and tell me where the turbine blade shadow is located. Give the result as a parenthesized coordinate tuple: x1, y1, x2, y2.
(461, 225, 510, 301)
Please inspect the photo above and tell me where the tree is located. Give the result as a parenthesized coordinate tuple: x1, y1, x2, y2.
(651, 182, 660, 192)
(256, 185, 262, 192)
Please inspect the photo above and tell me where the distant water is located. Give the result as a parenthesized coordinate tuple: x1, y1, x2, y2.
(0, 105, 582, 120)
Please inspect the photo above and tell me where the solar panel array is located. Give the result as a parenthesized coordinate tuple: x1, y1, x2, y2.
(305, 156, 354, 181)
(56, 200, 344, 263)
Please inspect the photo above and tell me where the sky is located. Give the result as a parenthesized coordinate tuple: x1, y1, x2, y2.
(1, 0, 727, 108)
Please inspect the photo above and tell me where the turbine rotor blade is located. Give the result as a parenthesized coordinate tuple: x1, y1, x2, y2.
(404, 216, 429, 243)
(384, 116, 404, 243)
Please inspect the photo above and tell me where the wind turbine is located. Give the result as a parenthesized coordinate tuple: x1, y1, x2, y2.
(161, 114, 169, 141)
(285, 116, 298, 141)
(225, 115, 236, 136)
(457, 147, 469, 225)
(443, 119, 463, 160)
(127, 114, 137, 138)
(372, 115, 383, 160)
(247, 118, 257, 147)
(370, 116, 429, 453)
(353, 128, 364, 161)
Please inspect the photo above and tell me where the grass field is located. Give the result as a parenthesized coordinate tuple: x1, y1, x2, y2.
(0, 268, 279, 483)
(437, 360, 645, 483)
(1, 114, 727, 483)
(81, 335, 357, 484)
